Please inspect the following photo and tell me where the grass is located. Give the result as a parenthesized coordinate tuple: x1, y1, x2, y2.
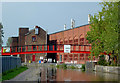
(2, 66, 28, 81)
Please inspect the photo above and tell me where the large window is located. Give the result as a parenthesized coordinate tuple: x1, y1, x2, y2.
(32, 36, 36, 42)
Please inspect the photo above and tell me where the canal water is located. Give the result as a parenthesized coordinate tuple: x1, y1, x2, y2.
(38, 65, 119, 82)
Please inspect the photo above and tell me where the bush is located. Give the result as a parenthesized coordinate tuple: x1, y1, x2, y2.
(97, 55, 107, 66)
(61, 64, 67, 69)
(56, 65, 60, 68)
(69, 65, 76, 69)
(81, 64, 85, 71)
(56, 64, 67, 69)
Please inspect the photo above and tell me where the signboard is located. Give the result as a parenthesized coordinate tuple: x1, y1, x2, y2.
(40, 57, 43, 59)
(3, 47, 10, 53)
(64, 45, 71, 53)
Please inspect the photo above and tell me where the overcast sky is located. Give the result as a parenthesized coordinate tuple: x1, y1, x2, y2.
(2, 2, 102, 46)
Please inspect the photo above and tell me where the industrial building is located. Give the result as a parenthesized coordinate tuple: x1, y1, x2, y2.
(9, 26, 47, 63)
(6, 15, 98, 64)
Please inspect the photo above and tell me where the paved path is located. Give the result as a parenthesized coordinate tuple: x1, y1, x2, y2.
(8, 66, 41, 81)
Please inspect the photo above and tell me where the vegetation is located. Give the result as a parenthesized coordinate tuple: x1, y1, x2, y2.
(97, 55, 108, 66)
(56, 64, 78, 69)
(86, 1, 120, 66)
(6, 37, 13, 46)
(56, 63, 67, 69)
(2, 66, 28, 81)
(81, 64, 85, 71)
(68, 65, 76, 69)
(0, 23, 4, 50)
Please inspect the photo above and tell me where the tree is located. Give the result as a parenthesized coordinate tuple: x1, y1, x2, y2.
(0, 23, 4, 50)
(86, 1, 119, 65)
(6, 37, 13, 46)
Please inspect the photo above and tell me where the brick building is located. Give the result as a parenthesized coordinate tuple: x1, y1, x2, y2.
(25, 26, 47, 63)
(7, 23, 98, 64)
(8, 26, 47, 63)
(48, 24, 98, 64)
(10, 37, 19, 47)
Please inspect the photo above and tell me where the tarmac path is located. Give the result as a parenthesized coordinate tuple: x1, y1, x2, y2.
(7, 65, 41, 81)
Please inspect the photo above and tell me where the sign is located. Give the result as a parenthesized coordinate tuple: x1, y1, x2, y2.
(3, 47, 10, 53)
(64, 45, 71, 53)
(40, 57, 43, 60)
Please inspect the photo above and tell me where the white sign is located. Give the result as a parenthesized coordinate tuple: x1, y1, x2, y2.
(40, 57, 43, 59)
(64, 45, 71, 53)
(3, 47, 10, 53)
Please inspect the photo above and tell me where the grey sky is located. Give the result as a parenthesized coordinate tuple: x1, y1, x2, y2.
(2, 2, 102, 46)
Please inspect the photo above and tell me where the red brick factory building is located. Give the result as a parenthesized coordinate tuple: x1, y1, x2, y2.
(6, 16, 98, 64)
(48, 23, 98, 64)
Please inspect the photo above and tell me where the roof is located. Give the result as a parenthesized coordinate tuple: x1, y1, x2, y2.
(25, 26, 46, 36)
(49, 24, 89, 35)
(25, 29, 34, 36)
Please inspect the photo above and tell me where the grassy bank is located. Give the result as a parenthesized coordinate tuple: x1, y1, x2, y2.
(2, 66, 28, 81)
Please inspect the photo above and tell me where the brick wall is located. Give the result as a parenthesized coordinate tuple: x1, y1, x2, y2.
(11, 37, 18, 47)
(19, 28, 29, 62)
(49, 24, 92, 64)
(25, 26, 47, 63)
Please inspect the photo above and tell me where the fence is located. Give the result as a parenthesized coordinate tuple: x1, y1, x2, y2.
(0, 56, 21, 73)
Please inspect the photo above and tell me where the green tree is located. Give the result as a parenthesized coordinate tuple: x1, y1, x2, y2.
(6, 37, 13, 46)
(0, 23, 4, 50)
(86, 1, 119, 65)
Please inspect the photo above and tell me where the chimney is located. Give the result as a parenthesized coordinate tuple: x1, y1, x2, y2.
(35, 26, 39, 35)
(71, 19, 75, 29)
(88, 14, 91, 24)
(64, 24, 66, 30)
(73, 19, 75, 28)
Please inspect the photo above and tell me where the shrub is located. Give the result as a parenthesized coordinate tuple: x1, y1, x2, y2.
(81, 64, 85, 71)
(69, 65, 76, 69)
(56, 65, 60, 68)
(61, 63, 67, 69)
(97, 55, 107, 66)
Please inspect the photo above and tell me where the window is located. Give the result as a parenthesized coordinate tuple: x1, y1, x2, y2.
(32, 36, 36, 42)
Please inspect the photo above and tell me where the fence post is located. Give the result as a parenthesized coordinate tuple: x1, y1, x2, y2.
(10, 47, 12, 53)
(1, 47, 3, 55)
(42, 45, 44, 51)
(21, 47, 22, 52)
(53, 45, 54, 51)
(32, 46, 33, 51)
(79, 45, 81, 51)
(47, 45, 49, 51)
(16, 47, 17, 52)
(37, 46, 38, 51)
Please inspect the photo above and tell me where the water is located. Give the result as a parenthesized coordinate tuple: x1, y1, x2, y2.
(38, 65, 120, 82)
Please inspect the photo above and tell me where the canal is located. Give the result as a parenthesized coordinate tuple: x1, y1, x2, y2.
(37, 64, 119, 82)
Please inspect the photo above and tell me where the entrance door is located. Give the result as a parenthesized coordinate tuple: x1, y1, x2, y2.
(32, 55, 35, 62)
